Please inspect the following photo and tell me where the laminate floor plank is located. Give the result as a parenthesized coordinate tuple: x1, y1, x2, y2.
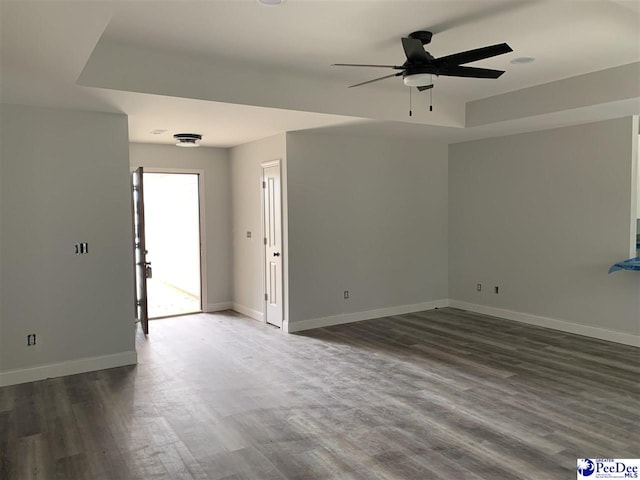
(1, 307, 638, 479)
(0, 413, 18, 479)
(54, 453, 93, 480)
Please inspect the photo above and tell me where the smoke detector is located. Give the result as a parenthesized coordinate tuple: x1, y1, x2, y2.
(173, 133, 202, 147)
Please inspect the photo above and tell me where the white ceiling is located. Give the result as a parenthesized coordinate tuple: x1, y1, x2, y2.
(103, 0, 639, 100)
(1, 0, 639, 147)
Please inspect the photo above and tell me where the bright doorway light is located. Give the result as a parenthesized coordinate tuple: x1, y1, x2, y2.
(144, 173, 202, 318)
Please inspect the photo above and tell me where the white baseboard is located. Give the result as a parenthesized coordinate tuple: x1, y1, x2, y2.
(0, 350, 138, 387)
(232, 303, 264, 322)
(284, 299, 449, 333)
(205, 301, 233, 312)
(449, 300, 640, 347)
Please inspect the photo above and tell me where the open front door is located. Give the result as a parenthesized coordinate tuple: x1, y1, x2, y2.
(132, 167, 150, 334)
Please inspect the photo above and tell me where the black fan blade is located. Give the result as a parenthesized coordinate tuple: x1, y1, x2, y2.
(435, 43, 513, 66)
(332, 63, 403, 69)
(438, 66, 505, 79)
(349, 72, 403, 88)
(417, 84, 434, 91)
(401, 37, 429, 63)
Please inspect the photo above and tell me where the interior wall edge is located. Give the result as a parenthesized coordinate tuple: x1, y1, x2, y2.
(232, 303, 264, 323)
(205, 302, 233, 312)
(280, 297, 639, 346)
(284, 299, 450, 333)
(449, 300, 640, 347)
(0, 350, 138, 388)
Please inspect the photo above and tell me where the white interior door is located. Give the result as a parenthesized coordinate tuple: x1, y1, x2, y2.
(262, 161, 283, 328)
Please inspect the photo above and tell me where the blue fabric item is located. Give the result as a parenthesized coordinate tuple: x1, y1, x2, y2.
(608, 257, 640, 273)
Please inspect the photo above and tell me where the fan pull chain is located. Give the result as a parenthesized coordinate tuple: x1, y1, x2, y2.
(430, 75, 433, 112)
(409, 87, 412, 117)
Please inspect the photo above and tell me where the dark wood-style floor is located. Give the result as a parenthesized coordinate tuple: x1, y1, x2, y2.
(1, 308, 638, 479)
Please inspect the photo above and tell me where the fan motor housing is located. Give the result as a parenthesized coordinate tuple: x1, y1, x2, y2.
(404, 66, 438, 77)
(408, 30, 433, 45)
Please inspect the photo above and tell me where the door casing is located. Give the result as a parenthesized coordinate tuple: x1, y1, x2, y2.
(261, 160, 284, 328)
(138, 167, 207, 313)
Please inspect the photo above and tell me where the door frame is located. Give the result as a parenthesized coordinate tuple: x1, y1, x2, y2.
(141, 168, 207, 313)
(131, 166, 149, 334)
(261, 159, 284, 327)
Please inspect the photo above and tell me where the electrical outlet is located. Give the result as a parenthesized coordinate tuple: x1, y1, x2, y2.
(27, 334, 36, 346)
(477, 283, 482, 292)
(494, 286, 499, 294)
(75, 242, 89, 255)
(246, 231, 252, 238)
(343, 290, 349, 299)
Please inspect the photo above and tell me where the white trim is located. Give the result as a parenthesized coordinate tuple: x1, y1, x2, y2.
(197, 171, 208, 312)
(232, 303, 264, 322)
(205, 301, 233, 312)
(449, 300, 640, 347)
(0, 350, 138, 387)
(280, 152, 290, 329)
(284, 299, 449, 333)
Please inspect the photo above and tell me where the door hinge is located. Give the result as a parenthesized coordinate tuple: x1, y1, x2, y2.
(264, 293, 268, 301)
(262, 181, 266, 189)
(264, 237, 267, 245)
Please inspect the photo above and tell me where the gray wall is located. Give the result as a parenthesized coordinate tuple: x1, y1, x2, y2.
(129, 143, 233, 310)
(230, 134, 287, 322)
(636, 135, 640, 221)
(286, 132, 449, 324)
(0, 105, 135, 376)
(449, 117, 640, 336)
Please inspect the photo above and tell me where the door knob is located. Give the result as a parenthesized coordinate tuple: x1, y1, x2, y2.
(273, 252, 280, 257)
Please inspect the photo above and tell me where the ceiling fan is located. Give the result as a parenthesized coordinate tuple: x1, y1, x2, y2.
(333, 31, 513, 91)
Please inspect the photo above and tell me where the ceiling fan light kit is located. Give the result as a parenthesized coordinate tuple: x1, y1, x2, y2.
(403, 72, 433, 87)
